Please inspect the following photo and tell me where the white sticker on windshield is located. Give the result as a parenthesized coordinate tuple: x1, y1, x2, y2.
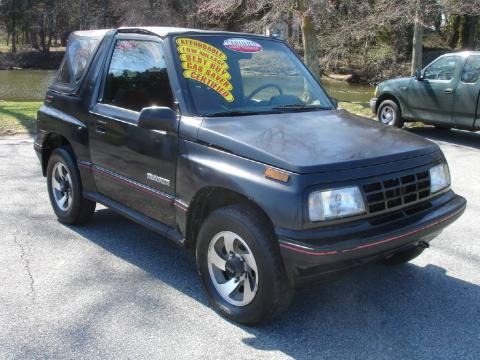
(223, 38, 262, 53)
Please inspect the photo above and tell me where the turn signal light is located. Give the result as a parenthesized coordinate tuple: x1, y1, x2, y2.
(264, 168, 290, 183)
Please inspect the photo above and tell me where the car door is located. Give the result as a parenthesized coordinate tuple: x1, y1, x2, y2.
(452, 54, 480, 130)
(89, 35, 178, 227)
(408, 55, 463, 125)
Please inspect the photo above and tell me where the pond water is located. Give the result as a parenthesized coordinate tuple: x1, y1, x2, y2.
(0, 70, 374, 103)
(0, 70, 57, 101)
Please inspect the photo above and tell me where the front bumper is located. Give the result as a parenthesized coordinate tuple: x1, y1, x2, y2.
(277, 191, 466, 284)
(370, 98, 378, 114)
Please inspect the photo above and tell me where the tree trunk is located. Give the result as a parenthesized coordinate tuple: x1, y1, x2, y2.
(447, 15, 460, 49)
(461, 15, 477, 50)
(40, 24, 47, 52)
(11, 0, 17, 53)
(102, 0, 109, 28)
(411, 0, 423, 76)
(300, 13, 320, 79)
(30, 31, 39, 51)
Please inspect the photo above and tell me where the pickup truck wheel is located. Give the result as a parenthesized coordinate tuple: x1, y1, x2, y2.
(377, 100, 404, 128)
(382, 246, 425, 266)
(47, 147, 96, 225)
(196, 205, 293, 325)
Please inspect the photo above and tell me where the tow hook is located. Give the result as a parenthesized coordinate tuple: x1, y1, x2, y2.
(418, 241, 430, 249)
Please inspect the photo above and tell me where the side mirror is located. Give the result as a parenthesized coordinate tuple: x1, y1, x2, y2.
(138, 106, 177, 133)
(330, 97, 338, 109)
(415, 68, 424, 81)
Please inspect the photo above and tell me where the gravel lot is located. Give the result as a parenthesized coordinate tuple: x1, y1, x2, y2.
(0, 128, 479, 360)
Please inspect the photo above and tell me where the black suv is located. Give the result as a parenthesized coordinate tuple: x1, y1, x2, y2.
(34, 27, 466, 325)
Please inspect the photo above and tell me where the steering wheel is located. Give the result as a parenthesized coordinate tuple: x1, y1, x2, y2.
(247, 84, 283, 100)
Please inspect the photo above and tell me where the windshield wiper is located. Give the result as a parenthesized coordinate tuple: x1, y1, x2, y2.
(202, 110, 281, 117)
(272, 104, 333, 112)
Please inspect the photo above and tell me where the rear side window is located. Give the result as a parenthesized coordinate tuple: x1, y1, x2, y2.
(461, 55, 480, 84)
(102, 40, 174, 112)
(56, 37, 100, 86)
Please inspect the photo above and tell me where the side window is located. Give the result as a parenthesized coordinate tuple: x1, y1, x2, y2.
(461, 55, 480, 84)
(56, 37, 100, 86)
(423, 56, 461, 81)
(103, 40, 174, 112)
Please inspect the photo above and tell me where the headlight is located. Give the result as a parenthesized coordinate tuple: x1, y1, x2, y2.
(373, 86, 379, 97)
(308, 186, 366, 222)
(430, 163, 451, 193)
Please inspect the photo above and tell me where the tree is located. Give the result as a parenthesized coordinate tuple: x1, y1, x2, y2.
(411, 0, 424, 75)
(197, 0, 324, 78)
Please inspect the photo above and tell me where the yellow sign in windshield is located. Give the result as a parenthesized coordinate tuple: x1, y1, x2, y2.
(176, 37, 234, 102)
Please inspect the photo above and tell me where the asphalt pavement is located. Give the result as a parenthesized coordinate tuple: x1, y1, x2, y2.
(0, 129, 479, 359)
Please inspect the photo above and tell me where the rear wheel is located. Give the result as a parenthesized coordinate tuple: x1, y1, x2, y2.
(377, 99, 404, 128)
(196, 204, 293, 325)
(47, 147, 96, 224)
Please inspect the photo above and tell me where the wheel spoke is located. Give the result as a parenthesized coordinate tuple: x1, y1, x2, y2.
(242, 277, 255, 304)
(223, 233, 236, 254)
(66, 173, 72, 187)
(240, 252, 257, 272)
(60, 164, 68, 177)
(217, 278, 240, 299)
(54, 167, 62, 182)
(52, 177, 61, 191)
(210, 249, 227, 271)
(59, 194, 68, 208)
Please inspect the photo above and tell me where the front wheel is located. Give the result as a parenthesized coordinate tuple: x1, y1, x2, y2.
(377, 99, 404, 128)
(196, 205, 293, 325)
(47, 147, 96, 224)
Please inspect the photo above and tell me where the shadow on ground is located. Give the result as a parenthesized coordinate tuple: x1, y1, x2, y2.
(408, 127, 480, 150)
(69, 208, 480, 359)
(0, 105, 36, 135)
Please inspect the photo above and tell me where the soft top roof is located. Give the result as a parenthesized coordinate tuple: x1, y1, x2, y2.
(53, 26, 272, 93)
(70, 26, 270, 40)
(70, 29, 112, 39)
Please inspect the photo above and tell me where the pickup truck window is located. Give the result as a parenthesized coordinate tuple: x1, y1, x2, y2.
(174, 35, 333, 116)
(423, 55, 461, 81)
(103, 40, 174, 112)
(461, 55, 480, 84)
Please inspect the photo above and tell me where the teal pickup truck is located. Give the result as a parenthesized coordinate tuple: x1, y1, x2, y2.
(371, 52, 480, 130)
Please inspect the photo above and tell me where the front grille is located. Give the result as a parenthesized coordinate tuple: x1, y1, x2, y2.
(363, 171, 431, 214)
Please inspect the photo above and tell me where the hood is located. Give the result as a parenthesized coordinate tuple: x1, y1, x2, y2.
(378, 76, 411, 91)
(197, 109, 439, 174)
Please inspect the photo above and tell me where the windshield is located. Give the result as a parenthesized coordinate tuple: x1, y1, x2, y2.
(173, 35, 334, 116)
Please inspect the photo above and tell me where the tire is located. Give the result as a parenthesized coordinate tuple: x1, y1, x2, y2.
(46, 147, 96, 224)
(377, 99, 405, 128)
(196, 204, 293, 325)
(382, 246, 425, 266)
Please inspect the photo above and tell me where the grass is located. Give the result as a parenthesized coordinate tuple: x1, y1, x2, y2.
(0, 101, 42, 136)
(339, 101, 374, 119)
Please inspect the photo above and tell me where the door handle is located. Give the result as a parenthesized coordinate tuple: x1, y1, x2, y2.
(96, 120, 107, 134)
(444, 88, 454, 94)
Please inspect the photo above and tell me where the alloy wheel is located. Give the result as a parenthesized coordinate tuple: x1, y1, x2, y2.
(51, 162, 73, 212)
(380, 105, 395, 125)
(207, 231, 259, 307)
